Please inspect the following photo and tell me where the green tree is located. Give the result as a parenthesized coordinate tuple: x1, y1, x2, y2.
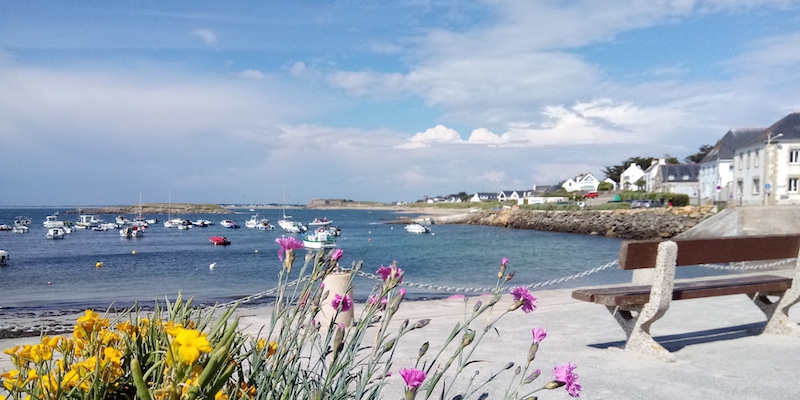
(597, 181, 614, 191)
(684, 144, 714, 163)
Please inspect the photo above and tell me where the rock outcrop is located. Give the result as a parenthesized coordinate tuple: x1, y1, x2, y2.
(427, 206, 717, 240)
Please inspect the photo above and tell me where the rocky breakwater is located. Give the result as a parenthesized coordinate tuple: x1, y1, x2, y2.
(452, 206, 717, 240)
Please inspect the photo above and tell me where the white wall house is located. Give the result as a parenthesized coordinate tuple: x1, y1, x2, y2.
(732, 113, 800, 206)
(620, 164, 645, 191)
(699, 128, 762, 205)
(561, 173, 600, 192)
(652, 164, 701, 202)
(643, 159, 667, 192)
(470, 192, 499, 202)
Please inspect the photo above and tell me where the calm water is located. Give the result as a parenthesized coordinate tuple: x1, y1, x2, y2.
(0, 207, 726, 315)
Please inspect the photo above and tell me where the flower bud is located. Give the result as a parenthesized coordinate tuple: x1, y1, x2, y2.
(401, 319, 409, 330)
(515, 365, 521, 375)
(284, 250, 296, 272)
(498, 264, 506, 279)
(505, 271, 515, 282)
(418, 342, 429, 358)
(414, 319, 431, 329)
(488, 294, 501, 306)
(528, 342, 539, 362)
(383, 339, 395, 352)
(461, 329, 475, 346)
(503, 362, 514, 370)
(473, 300, 482, 313)
(522, 369, 541, 385)
(544, 380, 565, 390)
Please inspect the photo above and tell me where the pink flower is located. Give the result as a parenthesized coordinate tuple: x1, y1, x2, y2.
(331, 248, 344, 261)
(510, 286, 537, 313)
(376, 265, 403, 283)
(399, 368, 426, 389)
(398, 288, 406, 298)
(532, 328, 547, 343)
(553, 362, 581, 397)
(368, 295, 388, 310)
(501, 257, 508, 266)
(275, 237, 303, 260)
(331, 293, 353, 312)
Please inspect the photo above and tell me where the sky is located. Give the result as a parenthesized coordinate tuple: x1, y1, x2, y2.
(2, 1, 800, 206)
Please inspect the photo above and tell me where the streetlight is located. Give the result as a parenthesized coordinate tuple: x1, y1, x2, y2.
(764, 132, 783, 206)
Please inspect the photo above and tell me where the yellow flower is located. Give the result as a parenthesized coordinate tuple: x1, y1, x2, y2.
(266, 341, 277, 358)
(2, 369, 20, 391)
(171, 328, 213, 365)
(3, 346, 20, 356)
(74, 309, 109, 339)
(116, 321, 138, 338)
(103, 347, 123, 367)
(214, 390, 228, 400)
(256, 338, 266, 350)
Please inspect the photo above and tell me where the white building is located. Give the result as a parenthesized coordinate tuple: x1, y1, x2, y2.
(620, 164, 645, 191)
(561, 173, 600, 192)
(698, 128, 762, 205)
(732, 113, 800, 206)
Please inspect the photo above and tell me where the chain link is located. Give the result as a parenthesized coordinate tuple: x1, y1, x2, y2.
(699, 258, 797, 271)
(358, 260, 619, 294)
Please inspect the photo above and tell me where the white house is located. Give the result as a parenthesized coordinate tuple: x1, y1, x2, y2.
(732, 112, 800, 206)
(643, 159, 666, 192)
(698, 128, 762, 205)
(470, 192, 499, 202)
(620, 164, 645, 191)
(561, 173, 600, 192)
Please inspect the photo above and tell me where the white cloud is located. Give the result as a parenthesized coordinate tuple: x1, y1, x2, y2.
(396, 125, 464, 149)
(238, 69, 266, 80)
(191, 28, 218, 45)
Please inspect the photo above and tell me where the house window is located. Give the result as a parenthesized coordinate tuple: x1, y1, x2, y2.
(739, 153, 743, 170)
(668, 174, 675, 180)
(755, 150, 760, 168)
(752, 178, 760, 195)
(682, 175, 690, 180)
(737, 179, 743, 196)
(747, 151, 751, 169)
(790, 149, 800, 164)
(789, 178, 799, 193)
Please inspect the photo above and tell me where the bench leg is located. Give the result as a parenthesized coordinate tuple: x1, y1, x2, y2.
(751, 289, 800, 337)
(606, 305, 639, 337)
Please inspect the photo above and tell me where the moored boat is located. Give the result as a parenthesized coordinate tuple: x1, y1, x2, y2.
(76, 215, 103, 229)
(12, 224, 28, 234)
(404, 223, 431, 234)
(210, 236, 231, 246)
(0, 224, 11, 231)
(43, 215, 65, 228)
(220, 220, 240, 229)
(302, 228, 337, 249)
(46, 227, 67, 239)
(120, 225, 145, 238)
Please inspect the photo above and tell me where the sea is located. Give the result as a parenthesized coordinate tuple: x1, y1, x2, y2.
(0, 207, 732, 316)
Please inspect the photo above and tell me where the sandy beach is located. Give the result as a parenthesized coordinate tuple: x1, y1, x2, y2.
(2, 282, 799, 399)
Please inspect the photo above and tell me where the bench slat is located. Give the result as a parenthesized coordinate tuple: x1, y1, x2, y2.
(572, 274, 792, 306)
(619, 235, 800, 270)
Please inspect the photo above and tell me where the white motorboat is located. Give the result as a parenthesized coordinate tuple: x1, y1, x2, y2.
(308, 218, 332, 227)
(302, 228, 337, 249)
(0, 250, 8, 266)
(163, 218, 186, 228)
(94, 222, 118, 231)
(43, 215, 65, 228)
(76, 215, 103, 229)
(192, 219, 212, 227)
(245, 214, 272, 229)
(220, 220, 240, 229)
(46, 227, 67, 239)
(12, 224, 28, 234)
(404, 223, 431, 234)
(115, 215, 132, 225)
(0, 224, 11, 231)
(120, 226, 144, 238)
(14, 216, 31, 226)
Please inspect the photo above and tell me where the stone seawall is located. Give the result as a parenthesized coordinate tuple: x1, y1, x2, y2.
(431, 206, 716, 240)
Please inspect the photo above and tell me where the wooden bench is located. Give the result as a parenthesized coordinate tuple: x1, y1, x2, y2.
(572, 234, 800, 361)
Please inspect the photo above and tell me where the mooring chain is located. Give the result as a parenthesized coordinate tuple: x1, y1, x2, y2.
(699, 258, 797, 271)
(357, 259, 620, 294)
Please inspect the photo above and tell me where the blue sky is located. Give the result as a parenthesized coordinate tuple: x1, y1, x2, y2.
(2, 1, 800, 206)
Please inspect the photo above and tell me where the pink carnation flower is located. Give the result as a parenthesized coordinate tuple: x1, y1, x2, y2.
(376, 265, 403, 283)
(532, 327, 547, 343)
(553, 362, 581, 397)
(399, 368, 426, 389)
(510, 286, 537, 313)
(275, 236, 303, 260)
(331, 293, 353, 312)
(331, 248, 344, 261)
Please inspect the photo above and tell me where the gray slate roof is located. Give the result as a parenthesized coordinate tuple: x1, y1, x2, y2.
(701, 128, 763, 163)
(660, 164, 700, 182)
(741, 112, 800, 148)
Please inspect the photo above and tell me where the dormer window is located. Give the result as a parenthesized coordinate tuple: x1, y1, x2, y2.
(668, 174, 676, 180)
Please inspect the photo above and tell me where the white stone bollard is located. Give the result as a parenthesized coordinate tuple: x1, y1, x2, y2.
(319, 271, 354, 329)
